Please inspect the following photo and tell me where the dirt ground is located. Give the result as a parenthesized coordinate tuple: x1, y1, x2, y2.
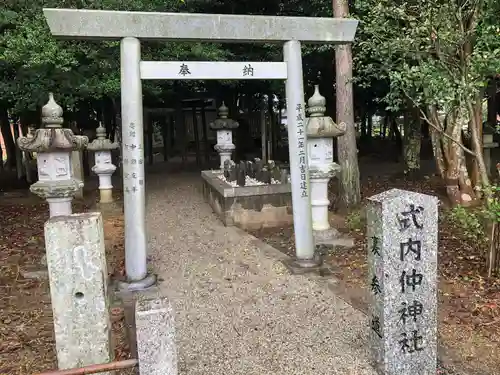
(0, 193, 132, 374)
(252, 171, 500, 375)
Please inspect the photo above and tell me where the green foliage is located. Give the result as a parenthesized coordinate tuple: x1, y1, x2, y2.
(346, 209, 364, 231)
(481, 185, 500, 223)
(354, 0, 500, 113)
(447, 205, 488, 245)
(0, 0, 233, 114)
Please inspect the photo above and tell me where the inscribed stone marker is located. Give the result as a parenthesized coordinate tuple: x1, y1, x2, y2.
(367, 189, 438, 375)
(44, 212, 111, 373)
(136, 297, 178, 375)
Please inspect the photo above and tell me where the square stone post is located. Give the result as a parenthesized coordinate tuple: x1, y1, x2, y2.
(367, 189, 438, 375)
(44, 212, 112, 373)
(136, 298, 178, 375)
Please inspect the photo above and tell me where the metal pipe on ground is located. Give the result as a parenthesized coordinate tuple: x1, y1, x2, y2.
(33, 359, 138, 375)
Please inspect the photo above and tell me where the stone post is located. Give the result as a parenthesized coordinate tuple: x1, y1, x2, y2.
(483, 125, 498, 177)
(17, 93, 88, 217)
(283, 40, 315, 267)
(136, 298, 178, 375)
(367, 189, 438, 375)
(305, 85, 347, 245)
(44, 212, 112, 373)
(209, 102, 239, 169)
(87, 123, 119, 203)
(119, 37, 156, 290)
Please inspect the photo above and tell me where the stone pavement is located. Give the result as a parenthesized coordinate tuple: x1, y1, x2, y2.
(141, 171, 376, 375)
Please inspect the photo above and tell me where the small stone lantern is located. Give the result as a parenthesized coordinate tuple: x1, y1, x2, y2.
(87, 123, 119, 203)
(17, 93, 88, 217)
(209, 102, 239, 169)
(306, 85, 346, 242)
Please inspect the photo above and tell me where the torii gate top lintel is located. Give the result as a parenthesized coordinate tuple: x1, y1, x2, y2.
(43, 8, 358, 43)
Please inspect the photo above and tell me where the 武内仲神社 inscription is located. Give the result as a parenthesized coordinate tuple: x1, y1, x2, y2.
(367, 188, 438, 375)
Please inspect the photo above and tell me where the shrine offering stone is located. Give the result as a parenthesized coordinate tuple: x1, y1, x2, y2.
(44, 212, 112, 373)
(136, 297, 178, 375)
(367, 189, 438, 375)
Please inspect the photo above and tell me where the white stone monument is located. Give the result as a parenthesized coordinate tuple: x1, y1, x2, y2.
(305, 85, 349, 246)
(209, 102, 239, 169)
(44, 212, 112, 373)
(43, 8, 358, 283)
(17, 93, 88, 217)
(87, 123, 119, 203)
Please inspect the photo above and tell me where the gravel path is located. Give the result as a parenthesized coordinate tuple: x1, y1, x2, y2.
(144, 172, 377, 375)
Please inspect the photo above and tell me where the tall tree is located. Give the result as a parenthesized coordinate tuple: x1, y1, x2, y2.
(356, 0, 500, 204)
(333, 0, 361, 210)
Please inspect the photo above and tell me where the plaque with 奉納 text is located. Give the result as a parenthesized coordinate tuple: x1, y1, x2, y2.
(367, 189, 438, 375)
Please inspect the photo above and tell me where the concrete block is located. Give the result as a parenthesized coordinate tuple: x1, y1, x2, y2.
(44, 212, 112, 372)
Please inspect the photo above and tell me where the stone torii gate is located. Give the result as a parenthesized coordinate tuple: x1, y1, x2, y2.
(43, 8, 358, 291)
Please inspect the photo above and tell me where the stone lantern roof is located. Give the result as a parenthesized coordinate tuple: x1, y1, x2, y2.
(87, 123, 119, 151)
(17, 93, 88, 152)
(306, 85, 346, 138)
(209, 102, 239, 130)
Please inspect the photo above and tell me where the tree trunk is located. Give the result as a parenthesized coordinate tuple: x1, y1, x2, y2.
(267, 93, 276, 159)
(403, 104, 422, 177)
(0, 107, 16, 170)
(469, 99, 489, 188)
(201, 103, 209, 165)
(11, 118, 24, 180)
(367, 113, 373, 139)
(443, 116, 462, 205)
(428, 106, 477, 205)
(487, 80, 497, 127)
(333, 0, 361, 211)
(360, 111, 367, 138)
(470, 98, 484, 188)
(382, 114, 388, 139)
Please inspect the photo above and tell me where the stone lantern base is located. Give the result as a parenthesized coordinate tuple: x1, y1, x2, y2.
(30, 179, 83, 217)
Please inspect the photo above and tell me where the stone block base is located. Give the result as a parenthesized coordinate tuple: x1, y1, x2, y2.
(201, 170, 293, 230)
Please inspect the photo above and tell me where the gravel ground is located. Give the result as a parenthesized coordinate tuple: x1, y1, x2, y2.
(142, 172, 378, 375)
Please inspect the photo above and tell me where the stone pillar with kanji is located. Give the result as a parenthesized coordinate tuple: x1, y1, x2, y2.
(17, 93, 88, 217)
(209, 102, 239, 169)
(305, 85, 348, 245)
(87, 123, 119, 203)
(367, 189, 438, 375)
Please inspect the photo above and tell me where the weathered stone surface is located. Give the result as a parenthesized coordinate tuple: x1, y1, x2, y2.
(136, 297, 178, 375)
(367, 189, 438, 375)
(44, 212, 112, 372)
(43, 8, 358, 43)
(202, 170, 293, 230)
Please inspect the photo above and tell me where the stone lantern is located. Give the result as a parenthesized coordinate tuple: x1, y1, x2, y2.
(87, 123, 119, 203)
(306, 85, 346, 243)
(483, 124, 498, 177)
(209, 102, 239, 169)
(17, 93, 88, 217)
